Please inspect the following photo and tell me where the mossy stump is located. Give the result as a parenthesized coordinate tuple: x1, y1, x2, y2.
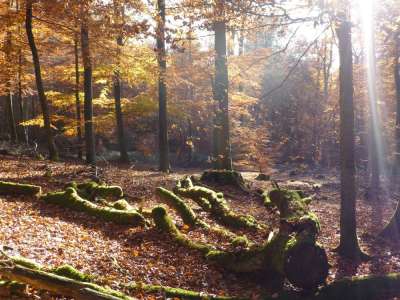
(201, 170, 249, 191)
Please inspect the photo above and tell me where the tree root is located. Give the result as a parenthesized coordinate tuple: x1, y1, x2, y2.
(0, 181, 42, 196)
(41, 187, 146, 226)
(174, 177, 260, 230)
(152, 206, 215, 254)
(156, 187, 250, 247)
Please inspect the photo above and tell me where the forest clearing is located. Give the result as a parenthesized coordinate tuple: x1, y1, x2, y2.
(1, 0, 400, 299)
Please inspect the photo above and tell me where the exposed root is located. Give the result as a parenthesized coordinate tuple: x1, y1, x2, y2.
(174, 177, 260, 230)
(0, 181, 42, 196)
(41, 187, 145, 226)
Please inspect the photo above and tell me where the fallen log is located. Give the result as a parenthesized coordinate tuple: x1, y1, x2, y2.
(41, 187, 146, 226)
(0, 181, 42, 196)
(0, 257, 136, 300)
(174, 177, 259, 229)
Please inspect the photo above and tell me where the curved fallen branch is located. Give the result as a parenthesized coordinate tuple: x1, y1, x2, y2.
(41, 187, 146, 226)
(0, 181, 42, 196)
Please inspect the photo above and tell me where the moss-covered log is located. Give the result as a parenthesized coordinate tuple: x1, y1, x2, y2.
(125, 282, 244, 300)
(41, 187, 145, 226)
(0, 181, 42, 196)
(174, 178, 259, 229)
(201, 170, 249, 191)
(66, 181, 123, 200)
(0, 260, 136, 300)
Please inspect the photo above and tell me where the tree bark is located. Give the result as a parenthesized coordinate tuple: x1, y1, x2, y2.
(335, 6, 364, 259)
(74, 33, 83, 160)
(25, 0, 58, 160)
(80, 6, 96, 165)
(156, 0, 170, 172)
(213, 0, 232, 170)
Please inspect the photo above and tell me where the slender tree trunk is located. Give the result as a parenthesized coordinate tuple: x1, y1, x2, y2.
(113, 2, 129, 163)
(17, 50, 28, 144)
(395, 33, 400, 173)
(156, 0, 170, 172)
(25, 0, 58, 160)
(5, 14, 17, 144)
(336, 8, 364, 259)
(80, 8, 96, 165)
(74, 33, 83, 160)
(213, 0, 232, 170)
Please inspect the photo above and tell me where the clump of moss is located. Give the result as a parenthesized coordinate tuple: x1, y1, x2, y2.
(52, 265, 92, 282)
(0, 181, 42, 196)
(112, 199, 132, 210)
(231, 236, 249, 247)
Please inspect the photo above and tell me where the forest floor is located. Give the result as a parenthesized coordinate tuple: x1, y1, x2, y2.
(0, 154, 400, 299)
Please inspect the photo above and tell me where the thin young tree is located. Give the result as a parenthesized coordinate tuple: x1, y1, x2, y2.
(113, 0, 129, 163)
(80, 3, 96, 165)
(335, 2, 366, 259)
(156, 0, 170, 172)
(74, 31, 83, 160)
(25, 0, 58, 160)
(212, 0, 232, 170)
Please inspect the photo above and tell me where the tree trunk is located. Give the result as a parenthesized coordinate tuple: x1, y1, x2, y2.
(213, 0, 232, 170)
(5, 28, 17, 144)
(335, 6, 364, 259)
(25, 0, 58, 160)
(80, 8, 96, 165)
(74, 33, 83, 160)
(113, 2, 129, 163)
(156, 0, 170, 172)
(395, 32, 400, 173)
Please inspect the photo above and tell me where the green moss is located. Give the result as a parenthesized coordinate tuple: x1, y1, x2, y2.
(0, 181, 42, 196)
(41, 188, 145, 226)
(231, 236, 250, 247)
(112, 199, 132, 210)
(52, 265, 92, 282)
(152, 206, 214, 254)
(10, 256, 42, 270)
(156, 187, 197, 226)
(66, 181, 123, 200)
